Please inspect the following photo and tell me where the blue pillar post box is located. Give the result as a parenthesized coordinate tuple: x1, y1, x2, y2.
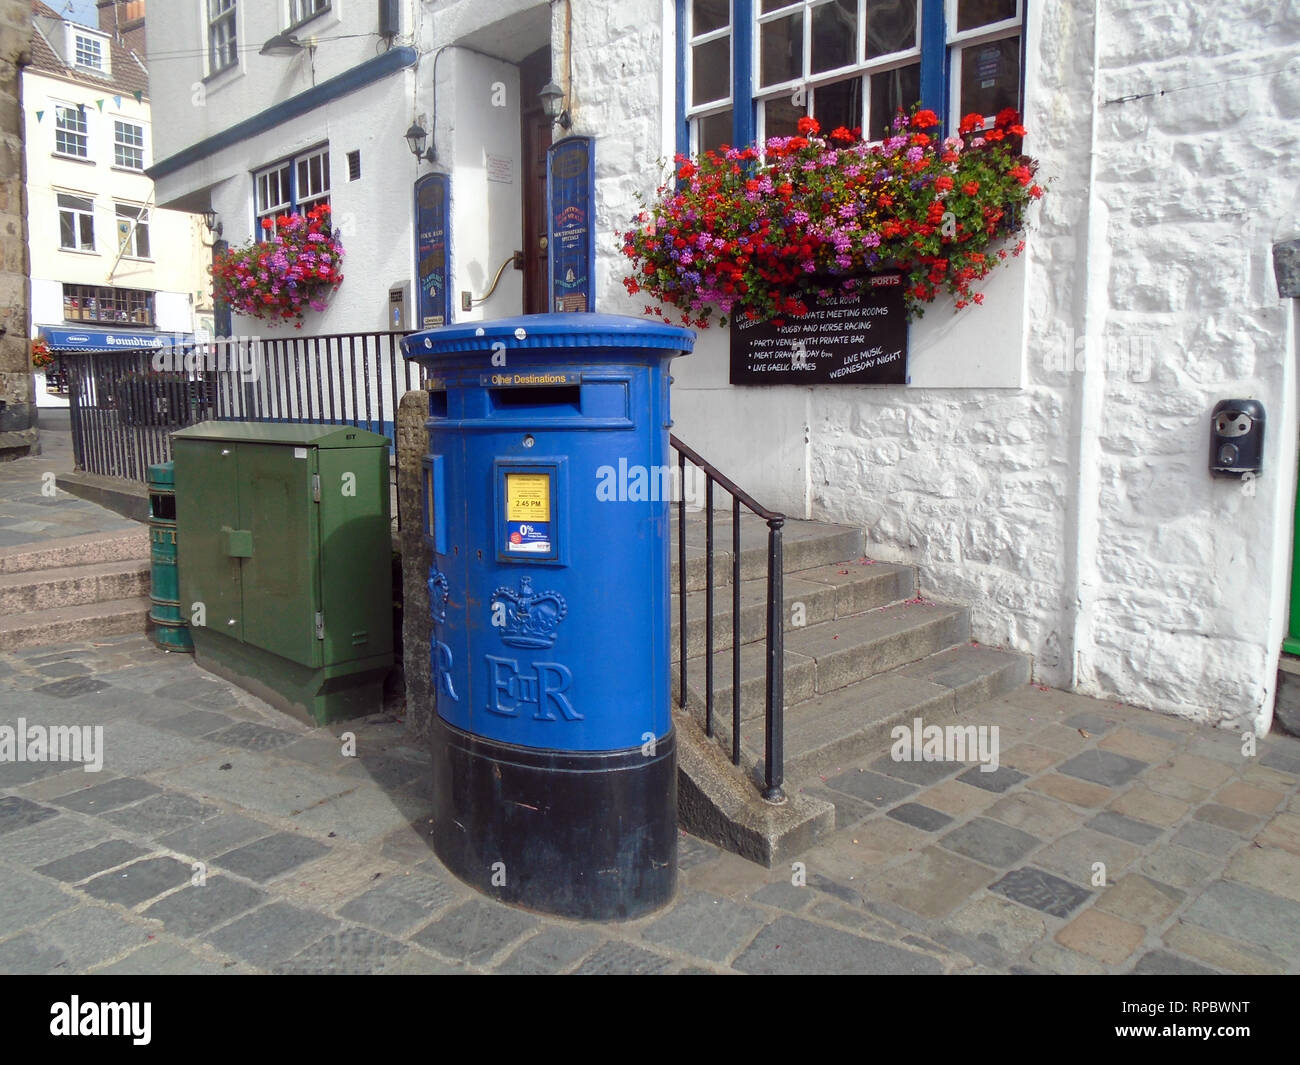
(402, 314, 694, 920)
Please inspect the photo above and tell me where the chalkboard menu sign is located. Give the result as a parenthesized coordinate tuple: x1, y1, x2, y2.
(728, 273, 909, 385)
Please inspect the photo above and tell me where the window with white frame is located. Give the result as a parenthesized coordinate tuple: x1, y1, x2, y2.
(686, 0, 733, 155)
(295, 147, 331, 212)
(116, 203, 151, 259)
(58, 194, 95, 251)
(208, 0, 238, 74)
(254, 146, 330, 238)
(54, 105, 88, 158)
(113, 120, 145, 170)
(682, 0, 1023, 152)
(755, 0, 921, 143)
(290, 0, 330, 25)
(947, 0, 1021, 125)
(73, 33, 105, 71)
(254, 161, 292, 235)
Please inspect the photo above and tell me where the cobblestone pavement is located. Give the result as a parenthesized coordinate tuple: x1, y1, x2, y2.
(0, 428, 137, 547)
(0, 632, 1297, 974)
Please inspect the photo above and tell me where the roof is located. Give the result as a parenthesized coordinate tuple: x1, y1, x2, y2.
(28, 0, 149, 100)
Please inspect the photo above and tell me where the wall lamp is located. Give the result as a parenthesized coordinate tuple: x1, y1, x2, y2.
(404, 122, 437, 164)
(203, 210, 222, 238)
(538, 81, 571, 130)
(260, 30, 305, 57)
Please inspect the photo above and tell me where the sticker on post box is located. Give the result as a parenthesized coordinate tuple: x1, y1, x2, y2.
(505, 473, 551, 553)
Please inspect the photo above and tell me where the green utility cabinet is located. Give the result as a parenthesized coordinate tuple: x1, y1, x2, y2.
(171, 421, 394, 725)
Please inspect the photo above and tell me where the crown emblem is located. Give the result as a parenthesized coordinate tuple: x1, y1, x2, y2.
(427, 569, 450, 625)
(492, 576, 567, 649)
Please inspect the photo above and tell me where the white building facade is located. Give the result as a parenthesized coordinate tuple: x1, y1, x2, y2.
(26, 2, 211, 407)
(143, 0, 1300, 733)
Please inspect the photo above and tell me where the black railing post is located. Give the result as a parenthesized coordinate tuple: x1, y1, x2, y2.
(677, 450, 687, 709)
(705, 477, 714, 738)
(763, 517, 785, 804)
(732, 497, 741, 765)
(68, 359, 84, 469)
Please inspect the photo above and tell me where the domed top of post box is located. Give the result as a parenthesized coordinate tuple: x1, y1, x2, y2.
(401, 313, 695, 363)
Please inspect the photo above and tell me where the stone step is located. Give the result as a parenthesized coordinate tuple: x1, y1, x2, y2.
(669, 511, 862, 592)
(746, 644, 1031, 784)
(0, 528, 149, 575)
(679, 599, 970, 722)
(0, 595, 151, 651)
(670, 561, 914, 662)
(0, 558, 151, 614)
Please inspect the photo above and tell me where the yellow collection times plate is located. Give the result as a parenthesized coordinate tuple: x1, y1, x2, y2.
(506, 473, 550, 522)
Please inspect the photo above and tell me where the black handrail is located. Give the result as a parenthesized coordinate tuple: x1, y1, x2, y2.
(670, 433, 786, 804)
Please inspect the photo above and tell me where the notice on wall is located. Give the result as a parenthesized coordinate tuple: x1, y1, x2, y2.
(728, 273, 909, 385)
(547, 136, 595, 313)
(486, 154, 514, 183)
(414, 173, 451, 328)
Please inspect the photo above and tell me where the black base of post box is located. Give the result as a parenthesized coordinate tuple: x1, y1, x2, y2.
(428, 714, 677, 921)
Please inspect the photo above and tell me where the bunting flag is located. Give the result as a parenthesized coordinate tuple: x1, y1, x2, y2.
(95, 99, 104, 111)
(34, 110, 43, 123)
(132, 91, 143, 103)
(113, 95, 122, 108)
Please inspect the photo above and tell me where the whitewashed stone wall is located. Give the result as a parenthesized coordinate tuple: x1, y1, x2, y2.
(575, 0, 1300, 730)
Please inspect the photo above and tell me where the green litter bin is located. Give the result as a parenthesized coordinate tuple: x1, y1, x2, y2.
(148, 462, 193, 652)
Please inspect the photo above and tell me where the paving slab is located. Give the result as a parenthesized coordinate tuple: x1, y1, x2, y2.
(205, 902, 341, 969)
(494, 926, 605, 974)
(141, 877, 270, 936)
(81, 856, 193, 908)
(1179, 880, 1300, 955)
(641, 892, 768, 963)
(338, 873, 462, 936)
(410, 899, 538, 965)
(214, 832, 332, 884)
(733, 915, 942, 975)
(0, 905, 153, 974)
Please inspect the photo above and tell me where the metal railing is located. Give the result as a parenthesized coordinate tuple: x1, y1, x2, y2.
(63, 332, 423, 481)
(671, 434, 786, 804)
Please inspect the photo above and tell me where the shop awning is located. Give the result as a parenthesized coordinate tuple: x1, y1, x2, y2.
(39, 327, 194, 351)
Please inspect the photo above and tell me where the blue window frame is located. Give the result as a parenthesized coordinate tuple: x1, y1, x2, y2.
(679, 0, 1024, 156)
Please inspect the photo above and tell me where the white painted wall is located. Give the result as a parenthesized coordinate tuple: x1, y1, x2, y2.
(567, 0, 1300, 731)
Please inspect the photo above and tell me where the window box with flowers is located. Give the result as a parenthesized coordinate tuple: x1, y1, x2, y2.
(622, 107, 1043, 329)
(211, 204, 344, 327)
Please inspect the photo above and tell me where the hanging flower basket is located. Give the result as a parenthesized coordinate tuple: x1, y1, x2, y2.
(31, 337, 54, 369)
(621, 107, 1044, 327)
(211, 204, 344, 328)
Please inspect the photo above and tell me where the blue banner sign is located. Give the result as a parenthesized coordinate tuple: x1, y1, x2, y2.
(546, 136, 595, 313)
(40, 328, 191, 351)
(414, 172, 451, 328)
